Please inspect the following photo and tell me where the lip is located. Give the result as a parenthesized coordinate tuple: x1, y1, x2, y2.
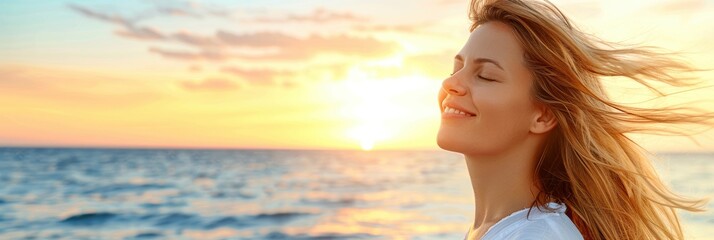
(441, 100, 477, 118)
(442, 111, 473, 119)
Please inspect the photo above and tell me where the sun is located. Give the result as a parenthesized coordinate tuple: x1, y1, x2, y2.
(342, 82, 395, 151)
(360, 139, 374, 151)
(326, 61, 441, 151)
(348, 124, 385, 151)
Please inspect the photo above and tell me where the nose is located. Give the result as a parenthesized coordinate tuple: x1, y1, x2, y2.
(441, 72, 467, 96)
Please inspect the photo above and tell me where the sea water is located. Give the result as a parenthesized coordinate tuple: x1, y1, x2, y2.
(0, 148, 711, 239)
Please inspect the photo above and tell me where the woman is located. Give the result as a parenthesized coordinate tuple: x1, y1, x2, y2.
(437, 0, 710, 239)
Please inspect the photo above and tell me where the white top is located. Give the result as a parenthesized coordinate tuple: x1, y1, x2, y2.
(465, 202, 584, 240)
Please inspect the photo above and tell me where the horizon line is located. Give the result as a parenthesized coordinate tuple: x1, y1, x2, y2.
(0, 144, 442, 152)
(0, 145, 712, 154)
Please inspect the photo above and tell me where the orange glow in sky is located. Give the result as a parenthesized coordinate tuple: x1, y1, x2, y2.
(1, 0, 713, 151)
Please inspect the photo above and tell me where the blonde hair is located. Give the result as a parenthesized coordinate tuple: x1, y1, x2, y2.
(468, 0, 712, 239)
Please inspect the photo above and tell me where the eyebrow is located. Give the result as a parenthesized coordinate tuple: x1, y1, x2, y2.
(454, 55, 504, 70)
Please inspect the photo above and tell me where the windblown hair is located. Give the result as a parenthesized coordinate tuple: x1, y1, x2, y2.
(468, 0, 712, 239)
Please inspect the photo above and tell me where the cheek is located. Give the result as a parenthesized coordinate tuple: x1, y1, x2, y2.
(479, 94, 533, 129)
(469, 92, 535, 150)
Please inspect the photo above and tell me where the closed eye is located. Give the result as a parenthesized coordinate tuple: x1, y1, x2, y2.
(477, 75, 496, 82)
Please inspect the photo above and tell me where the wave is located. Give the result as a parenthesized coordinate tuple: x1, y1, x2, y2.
(56, 210, 317, 230)
(81, 183, 174, 196)
(55, 156, 81, 170)
(60, 212, 118, 226)
(300, 197, 356, 206)
(211, 190, 256, 199)
(204, 211, 317, 229)
(130, 232, 163, 239)
(261, 231, 376, 239)
(253, 211, 313, 220)
(141, 201, 187, 209)
(204, 216, 248, 229)
(152, 213, 201, 228)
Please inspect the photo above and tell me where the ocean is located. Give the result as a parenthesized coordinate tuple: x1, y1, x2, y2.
(0, 148, 711, 239)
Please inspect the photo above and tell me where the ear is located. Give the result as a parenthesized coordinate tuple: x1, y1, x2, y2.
(530, 104, 558, 134)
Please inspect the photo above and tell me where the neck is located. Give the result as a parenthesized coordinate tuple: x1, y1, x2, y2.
(465, 139, 543, 233)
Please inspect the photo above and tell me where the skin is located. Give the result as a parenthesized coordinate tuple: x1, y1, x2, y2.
(437, 21, 558, 239)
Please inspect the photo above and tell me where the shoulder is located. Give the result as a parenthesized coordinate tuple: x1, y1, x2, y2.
(507, 213, 583, 240)
(488, 202, 583, 240)
(483, 203, 584, 240)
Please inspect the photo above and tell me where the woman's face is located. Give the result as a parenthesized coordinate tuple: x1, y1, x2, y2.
(437, 21, 539, 156)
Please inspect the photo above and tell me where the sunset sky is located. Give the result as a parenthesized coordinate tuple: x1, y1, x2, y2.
(1, 0, 713, 151)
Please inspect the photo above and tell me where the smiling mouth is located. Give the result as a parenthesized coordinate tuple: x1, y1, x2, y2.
(443, 106, 475, 117)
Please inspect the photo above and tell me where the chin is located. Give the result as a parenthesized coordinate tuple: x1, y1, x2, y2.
(437, 127, 499, 156)
(436, 128, 470, 153)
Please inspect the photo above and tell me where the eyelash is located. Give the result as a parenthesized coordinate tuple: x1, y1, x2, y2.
(477, 75, 496, 82)
(450, 70, 496, 82)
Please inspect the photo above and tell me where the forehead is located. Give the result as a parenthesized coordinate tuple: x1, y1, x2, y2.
(457, 21, 525, 66)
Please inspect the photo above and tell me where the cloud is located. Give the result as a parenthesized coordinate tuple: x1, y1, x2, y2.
(148, 47, 229, 61)
(68, 4, 167, 41)
(252, 8, 366, 23)
(67, 4, 133, 26)
(115, 26, 166, 40)
(180, 78, 240, 91)
(171, 31, 224, 48)
(652, 0, 707, 14)
(154, 6, 203, 18)
(188, 65, 202, 72)
(70, 3, 399, 62)
(0, 65, 47, 90)
(219, 63, 354, 87)
(216, 31, 400, 60)
(146, 31, 400, 61)
(352, 24, 421, 33)
(0, 65, 164, 107)
(220, 67, 285, 85)
(145, 0, 236, 19)
(67, 2, 403, 88)
(215, 31, 294, 48)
